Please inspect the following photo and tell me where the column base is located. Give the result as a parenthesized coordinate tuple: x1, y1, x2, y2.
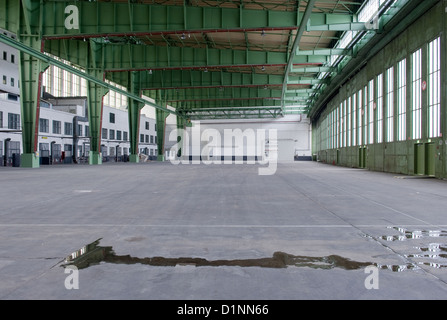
(157, 155, 165, 161)
(89, 151, 102, 165)
(129, 154, 139, 163)
(20, 153, 39, 168)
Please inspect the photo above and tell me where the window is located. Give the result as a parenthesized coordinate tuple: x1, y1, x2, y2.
(412, 49, 422, 140)
(2, 75, 6, 85)
(39, 143, 50, 157)
(150, 135, 154, 144)
(145, 121, 149, 130)
(53, 120, 61, 134)
(428, 37, 441, 138)
(347, 98, 351, 147)
(8, 113, 20, 129)
(140, 134, 144, 143)
(123, 131, 128, 141)
(109, 129, 115, 140)
(64, 122, 73, 135)
(77, 124, 83, 137)
(11, 54, 14, 64)
(102, 128, 108, 140)
(397, 58, 407, 141)
(0, 111, 3, 128)
(39, 118, 49, 133)
(109, 112, 115, 123)
(386, 67, 394, 142)
(2, 51, 6, 61)
(377, 74, 383, 144)
(10, 78, 14, 87)
(342, 101, 347, 148)
(358, 89, 363, 146)
(352, 93, 357, 147)
(336, 107, 340, 148)
(330, 110, 334, 149)
(368, 79, 374, 144)
(85, 126, 89, 137)
(53, 144, 62, 158)
(116, 130, 122, 141)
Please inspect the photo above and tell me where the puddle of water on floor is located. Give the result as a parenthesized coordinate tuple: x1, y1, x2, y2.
(60, 238, 413, 272)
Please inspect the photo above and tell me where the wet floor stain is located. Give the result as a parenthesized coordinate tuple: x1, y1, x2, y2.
(61, 238, 374, 271)
(60, 238, 418, 272)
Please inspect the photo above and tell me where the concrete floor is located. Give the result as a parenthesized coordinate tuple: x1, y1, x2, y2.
(1, 161, 447, 300)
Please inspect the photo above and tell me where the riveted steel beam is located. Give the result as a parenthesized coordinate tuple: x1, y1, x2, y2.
(44, 39, 289, 71)
(0, 1, 356, 40)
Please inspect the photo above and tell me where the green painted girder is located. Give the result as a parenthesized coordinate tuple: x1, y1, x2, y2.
(287, 77, 322, 85)
(290, 66, 332, 74)
(284, 92, 313, 98)
(44, 39, 289, 72)
(281, 0, 316, 111)
(184, 107, 283, 120)
(296, 48, 352, 57)
(306, 22, 369, 32)
(161, 87, 283, 101)
(173, 97, 282, 110)
(292, 55, 329, 66)
(0, 1, 357, 39)
(107, 69, 284, 91)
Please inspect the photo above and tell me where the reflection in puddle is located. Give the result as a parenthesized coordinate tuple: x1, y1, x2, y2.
(62, 238, 375, 271)
(61, 238, 415, 272)
(379, 227, 447, 269)
(380, 227, 447, 242)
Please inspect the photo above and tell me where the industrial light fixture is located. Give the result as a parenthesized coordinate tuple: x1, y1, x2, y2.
(204, 68, 208, 73)
(261, 30, 266, 37)
(261, 66, 265, 71)
(181, 33, 186, 40)
(148, 69, 153, 75)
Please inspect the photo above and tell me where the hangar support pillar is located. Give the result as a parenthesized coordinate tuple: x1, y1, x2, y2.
(86, 41, 108, 165)
(127, 71, 144, 163)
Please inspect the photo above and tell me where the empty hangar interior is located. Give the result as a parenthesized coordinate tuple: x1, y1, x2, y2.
(2, 0, 447, 301)
(0, 0, 445, 176)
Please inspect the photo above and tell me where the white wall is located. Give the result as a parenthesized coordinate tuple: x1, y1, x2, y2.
(166, 114, 311, 162)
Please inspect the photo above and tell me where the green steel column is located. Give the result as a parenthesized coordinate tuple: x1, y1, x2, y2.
(87, 76, 107, 165)
(127, 71, 144, 163)
(18, 0, 48, 168)
(18, 37, 48, 167)
(86, 41, 108, 165)
(156, 108, 169, 161)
